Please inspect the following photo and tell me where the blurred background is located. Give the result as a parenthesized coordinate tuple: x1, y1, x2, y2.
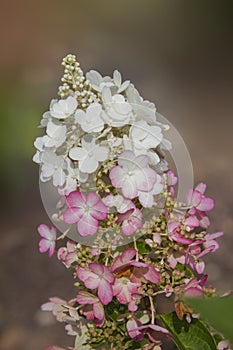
(0, 0, 233, 349)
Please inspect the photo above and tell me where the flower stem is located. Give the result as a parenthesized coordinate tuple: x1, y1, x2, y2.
(149, 295, 155, 324)
(133, 237, 139, 261)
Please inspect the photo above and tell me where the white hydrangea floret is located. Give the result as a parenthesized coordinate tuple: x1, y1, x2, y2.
(33, 137, 45, 164)
(40, 150, 67, 187)
(69, 135, 109, 174)
(112, 70, 130, 93)
(101, 86, 133, 127)
(50, 96, 78, 119)
(126, 84, 157, 125)
(75, 103, 105, 133)
(43, 121, 67, 148)
(58, 159, 88, 196)
(131, 120, 162, 150)
(86, 70, 113, 92)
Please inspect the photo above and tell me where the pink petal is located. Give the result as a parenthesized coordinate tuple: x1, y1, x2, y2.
(121, 219, 140, 236)
(113, 280, 132, 303)
(195, 182, 207, 194)
(86, 192, 100, 206)
(109, 166, 125, 188)
(183, 287, 203, 297)
(199, 215, 210, 228)
(184, 216, 199, 228)
(111, 248, 136, 272)
(187, 189, 201, 207)
(98, 279, 113, 305)
(135, 168, 156, 192)
(144, 266, 160, 284)
(116, 208, 134, 224)
(195, 261, 205, 274)
(172, 233, 193, 245)
(197, 197, 214, 211)
(93, 302, 104, 320)
(77, 290, 98, 304)
(66, 191, 86, 208)
(77, 213, 98, 236)
(103, 266, 114, 283)
(121, 177, 138, 199)
(206, 231, 224, 240)
(138, 191, 154, 208)
(63, 207, 83, 224)
(89, 263, 104, 275)
(39, 238, 52, 253)
(38, 224, 56, 240)
(77, 267, 97, 283)
(167, 221, 180, 233)
(91, 201, 108, 220)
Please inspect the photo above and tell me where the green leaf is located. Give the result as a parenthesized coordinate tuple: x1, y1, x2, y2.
(137, 241, 152, 254)
(160, 312, 217, 350)
(187, 297, 233, 344)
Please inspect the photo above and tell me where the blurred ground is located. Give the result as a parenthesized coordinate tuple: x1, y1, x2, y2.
(0, 1, 233, 349)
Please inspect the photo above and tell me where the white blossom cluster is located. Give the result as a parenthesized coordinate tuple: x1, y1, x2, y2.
(33, 54, 172, 196)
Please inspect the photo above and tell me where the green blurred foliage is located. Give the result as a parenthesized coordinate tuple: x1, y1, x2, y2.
(188, 297, 233, 345)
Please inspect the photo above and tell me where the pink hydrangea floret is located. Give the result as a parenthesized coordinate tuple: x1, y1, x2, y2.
(109, 150, 157, 200)
(77, 263, 114, 305)
(37, 224, 57, 257)
(63, 191, 107, 236)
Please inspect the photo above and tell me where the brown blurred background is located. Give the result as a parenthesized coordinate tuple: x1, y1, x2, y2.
(0, 1, 233, 349)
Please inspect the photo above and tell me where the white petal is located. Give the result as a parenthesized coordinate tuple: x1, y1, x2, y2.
(69, 147, 86, 161)
(94, 145, 109, 161)
(86, 70, 103, 91)
(79, 158, 98, 174)
(75, 109, 86, 124)
(113, 70, 122, 86)
(41, 163, 54, 177)
(53, 168, 66, 186)
(66, 96, 78, 113)
(102, 86, 112, 105)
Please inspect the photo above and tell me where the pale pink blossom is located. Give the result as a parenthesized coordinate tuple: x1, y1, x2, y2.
(57, 241, 77, 267)
(63, 191, 107, 236)
(111, 248, 138, 272)
(77, 263, 114, 305)
(202, 231, 224, 254)
(130, 262, 160, 284)
(37, 224, 57, 257)
(41, 297, 69, 322)
(112, 249, 160, 284)
(167, 221, 193, 245)
(110, 150, 157, 199)
(116, 208, 143, 236)
(166, 170, 178, 186)
(113, 277, 141, 304)
(77, 290, 105, 327)
(102, 194, 135, 213)
(175, 276, 207, 298)
(138, 174, 163, 207)
(187, 183, 214, 213)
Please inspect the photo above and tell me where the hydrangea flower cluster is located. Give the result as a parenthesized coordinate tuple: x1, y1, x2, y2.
(34, 55, 230, 350)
